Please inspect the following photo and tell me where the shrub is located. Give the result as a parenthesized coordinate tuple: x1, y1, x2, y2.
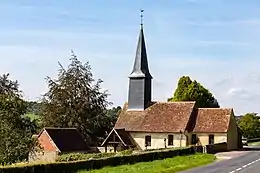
(0, 147, 196, 173)
(57, 152, 116, 162)
(117, 149, 134, 155)
(58, 149, 135, 162)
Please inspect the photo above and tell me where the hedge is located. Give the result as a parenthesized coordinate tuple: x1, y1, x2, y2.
(248, 138, 260, 143)
(0, 147, 195, 173)
(58, 152, 117, 162)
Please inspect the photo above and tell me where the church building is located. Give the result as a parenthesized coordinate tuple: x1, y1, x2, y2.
(102, 14, 240, 152)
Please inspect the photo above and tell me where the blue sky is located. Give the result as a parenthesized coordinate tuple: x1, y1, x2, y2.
(1, 0, 260, 115)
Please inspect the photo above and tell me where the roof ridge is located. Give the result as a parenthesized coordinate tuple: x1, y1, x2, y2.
(197, 108, 233, 110)
(44, 127, 77, 129)
(155, 101, 196, 104)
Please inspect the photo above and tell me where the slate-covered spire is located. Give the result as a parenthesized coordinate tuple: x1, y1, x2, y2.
(129, 25, 152, 79)
(128, 10, 153, 110)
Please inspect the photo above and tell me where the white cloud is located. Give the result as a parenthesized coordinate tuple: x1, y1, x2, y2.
(226, 88, 253, 100)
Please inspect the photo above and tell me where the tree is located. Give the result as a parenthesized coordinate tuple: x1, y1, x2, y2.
(92, 106, 122, 142)
(0, 74, 37, 165)
(104, 106, 122, 132)
(238, 113, 260, 139)
(168, 76, 220, 108)
(41, 51, 111, 145)
(26, 101, 42, 115)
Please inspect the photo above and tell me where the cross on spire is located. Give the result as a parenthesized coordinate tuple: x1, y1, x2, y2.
(140, 9, 144, 26)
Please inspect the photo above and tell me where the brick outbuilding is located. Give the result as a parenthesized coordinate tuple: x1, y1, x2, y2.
(29, 127, 90, 162)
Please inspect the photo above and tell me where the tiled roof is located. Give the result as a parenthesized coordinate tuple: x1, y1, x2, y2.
(191, 108, 233, 133)
(115, 101, 196, 133)
(41, 127, 89, 152)
(116, 129, 135, 146)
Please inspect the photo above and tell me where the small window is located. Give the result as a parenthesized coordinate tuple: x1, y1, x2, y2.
(191, 134, 197, 145)
(145, 135, 151, 147)
(168, 135, 174, 146)
(209, 135, 214, 144)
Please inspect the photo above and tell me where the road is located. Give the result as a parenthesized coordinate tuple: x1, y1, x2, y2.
(179, 146, 260, 173)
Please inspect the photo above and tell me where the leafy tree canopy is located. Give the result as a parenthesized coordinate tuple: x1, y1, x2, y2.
(0, 74, 37, 165)
(168, 76, 220, 108)
(103, 106, 122, 133)
(41, 51, 111, 145)
(26, 101, 42, 115)
(238, 113, 260, 139)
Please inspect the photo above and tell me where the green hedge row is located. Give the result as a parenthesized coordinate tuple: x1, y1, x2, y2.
(0, 147, 195, 173)
(248, 138, 260, 143)
(58, 149, 134, 162)
(58, 152, 117, 162)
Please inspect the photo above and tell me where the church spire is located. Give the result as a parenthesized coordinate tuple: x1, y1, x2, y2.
(129, 9, 152, 79)
(128, 10, 153, 110)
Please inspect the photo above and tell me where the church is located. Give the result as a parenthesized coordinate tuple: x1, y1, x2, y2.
(102, 15, 240, 152)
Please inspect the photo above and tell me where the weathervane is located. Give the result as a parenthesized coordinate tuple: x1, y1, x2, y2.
(140, 9, 144, 25)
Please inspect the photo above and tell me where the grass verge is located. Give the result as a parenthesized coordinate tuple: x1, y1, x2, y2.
(248, 141, 260, 146)
(78, 153, 216, 173)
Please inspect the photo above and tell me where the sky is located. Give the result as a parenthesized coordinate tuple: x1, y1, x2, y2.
(1, 0, 260, 115)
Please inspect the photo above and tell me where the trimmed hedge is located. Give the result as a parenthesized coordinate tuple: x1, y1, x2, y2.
(248, 138, 260, 143)
(58, 152, 116, 162)
(0, 147, 195, 173)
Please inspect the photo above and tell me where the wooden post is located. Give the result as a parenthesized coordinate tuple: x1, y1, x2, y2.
(105, 143, 107, 153)
(180, 130, 183, 148)
(114, 144, 116, 152)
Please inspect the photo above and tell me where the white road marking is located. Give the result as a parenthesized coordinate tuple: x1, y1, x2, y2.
(235, 168, 242, 171)
(229, 158, 260, 173)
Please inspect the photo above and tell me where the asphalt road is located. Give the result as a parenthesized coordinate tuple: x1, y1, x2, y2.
(179, 146, 260, 173)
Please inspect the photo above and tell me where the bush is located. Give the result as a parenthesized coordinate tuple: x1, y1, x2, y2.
(248, 138, 260, 143)
(58, 149, 135, 162)
(144, 146, 187, 152)
(0, 147, 195, 173)
(58, 152, 116, 162)
(117, 149, 134, 155)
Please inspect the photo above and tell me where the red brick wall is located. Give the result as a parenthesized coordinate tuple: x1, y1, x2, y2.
(38, 130, 57, 152)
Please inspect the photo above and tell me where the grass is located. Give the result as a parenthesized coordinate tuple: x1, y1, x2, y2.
(25, 113, 40, 121)
(248, 141, 260, 146)
(77, 153, 216, 173)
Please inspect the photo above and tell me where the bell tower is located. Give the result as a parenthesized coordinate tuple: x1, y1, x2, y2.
(128, 10, 153, 110)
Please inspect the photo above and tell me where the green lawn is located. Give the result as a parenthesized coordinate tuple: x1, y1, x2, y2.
(248, 141, 260, 146)
(78, 153, 216, 173)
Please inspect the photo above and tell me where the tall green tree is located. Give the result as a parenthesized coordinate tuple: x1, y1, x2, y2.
(168, 76, 220, 108)
(238, 113, 260, 139)
(41, 51, 111, 145)
(0, 74, 37, 165)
